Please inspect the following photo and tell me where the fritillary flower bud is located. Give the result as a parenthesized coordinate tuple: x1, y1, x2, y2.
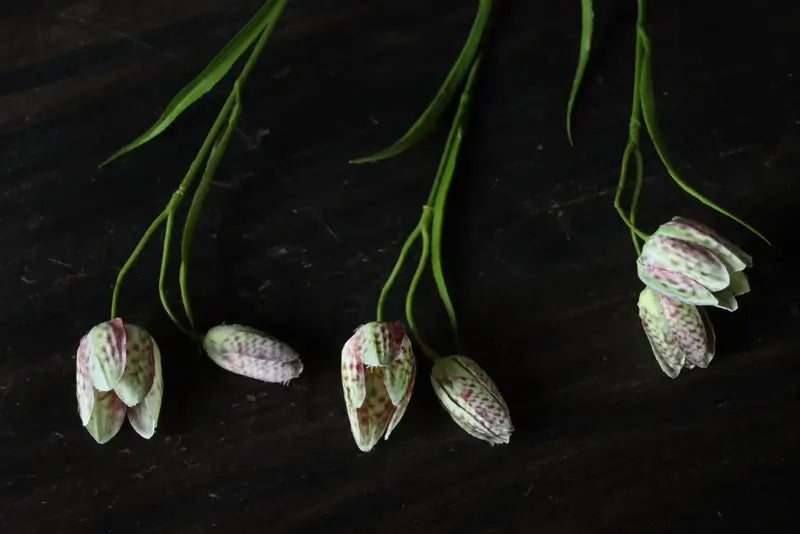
(341, 321, 416, 452)
(202, 324, 303, 384)
(636, 217, 752, 311)
(638, 287, 716, 378)
(430, 355, 513, 445)
(75, 318, 163, 443)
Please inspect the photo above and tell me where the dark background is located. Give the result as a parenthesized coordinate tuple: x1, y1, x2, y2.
(1, 1, 798, 532)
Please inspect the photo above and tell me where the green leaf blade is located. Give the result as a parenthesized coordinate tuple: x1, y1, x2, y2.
(637, 28, 770, 244)
(100, 0, 277, 166)
(566, 0, 594, 146)
(350, 0, 492, 164)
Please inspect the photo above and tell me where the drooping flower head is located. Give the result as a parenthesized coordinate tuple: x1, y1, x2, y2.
(637, 217, 752, 311)
(430, 355, 513, 445)
(76, 318, 163, 443)
(203, 324, 303, 384)
(638, 287, 716, 378)
(341, 321, 416, 452)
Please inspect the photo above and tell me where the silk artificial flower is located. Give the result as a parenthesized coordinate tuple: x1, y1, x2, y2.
(76, 318, 163, 443)
(341, 321, 416, 452)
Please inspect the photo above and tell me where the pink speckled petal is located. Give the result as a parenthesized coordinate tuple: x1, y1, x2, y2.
(638, 288, 684, 378)
(640, 235, 730, 292)
(350, 370, 393, 452)
(450, 356, 511, 416)
(128, 339, 163, 439)
(661, 217, 752, 270)
(384, 352, 416, 440)
(85, 391, 125, 444)
(690, 308, 716, 368)
(87, 318, 127, 391)
(433, 382, 503, 443)
(341, 333, 366, 410)
(430, 356, 513, 445)
(637, 260, 719, 306)
(383, 336, 415, 406)
(203, 324, 303, 384)
(659, 293, 715, 370)
(114, 324, 155, 407)
(76, 333, 95, 425)
(358, 321, 407, 367)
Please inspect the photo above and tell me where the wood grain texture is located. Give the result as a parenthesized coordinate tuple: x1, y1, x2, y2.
(1, 1, 798, 532)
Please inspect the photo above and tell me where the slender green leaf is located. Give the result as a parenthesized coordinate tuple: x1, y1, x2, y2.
(100, 0, 277, 166)
(637, 28, 769, 244)
(350, 0, 492, 164)
(428, 55, 483, 342)
(178, 88, 242, 327)
(431, 127, 463, 338)
(157, 212, 192, 337)
(566, 0, 594, 146)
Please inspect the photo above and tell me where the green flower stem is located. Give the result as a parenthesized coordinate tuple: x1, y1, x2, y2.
(430, 126, 464, 342)
(626, 0, 768, 244)
(372, 14, 487, 360)
(110, 210, 169, 319)
(429, 54, 482, 345)
(628, 147, 645, 253)
(159, 212, 192, 337)
(177, 1, 286, 333)
(404, 207, 441, 361)
(178, 89, 242, 330)
(636, 26, 769, 243)
(613, 0, 649, 254)
(109, 89, 235, 322)
(375, 51, 483, 361)
(376, 224, 423, 323)
(109, 0, 288, 331)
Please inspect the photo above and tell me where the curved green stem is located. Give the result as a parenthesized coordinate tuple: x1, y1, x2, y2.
(430, 126, 463, 341)
(613, 1, 649, 253)
(110, 211, 169, 319)
(177, 1, 286, 333)
(110, 1, 288, 329)
(109, 72, 237, 323)
(158, 212, 192, 337)
(404, 207, 440, 361)
(179, 89, 243, 331)
(377, 225, 423, 322)
(628, 147, 645, 254)
(428, 54, 483, 345)
(614, 142, 649, 247)
(636, 24, 769, 243)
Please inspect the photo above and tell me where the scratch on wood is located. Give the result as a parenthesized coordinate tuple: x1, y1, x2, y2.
(59, 12, 159, 54)
(299, 207, 339, 242)
(47, 258, 72, 268)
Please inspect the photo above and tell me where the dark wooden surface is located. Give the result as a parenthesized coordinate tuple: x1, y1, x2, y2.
(1, 1, 798, 532)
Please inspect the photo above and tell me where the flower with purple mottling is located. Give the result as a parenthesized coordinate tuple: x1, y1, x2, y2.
(638, 287, 716, 378)
(202, 324, 303, 384)
(636, 217, 752, 311)
(430, 355, 513, 445)
(341, 321, 416, 452)
(76, 318, 163, 444)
